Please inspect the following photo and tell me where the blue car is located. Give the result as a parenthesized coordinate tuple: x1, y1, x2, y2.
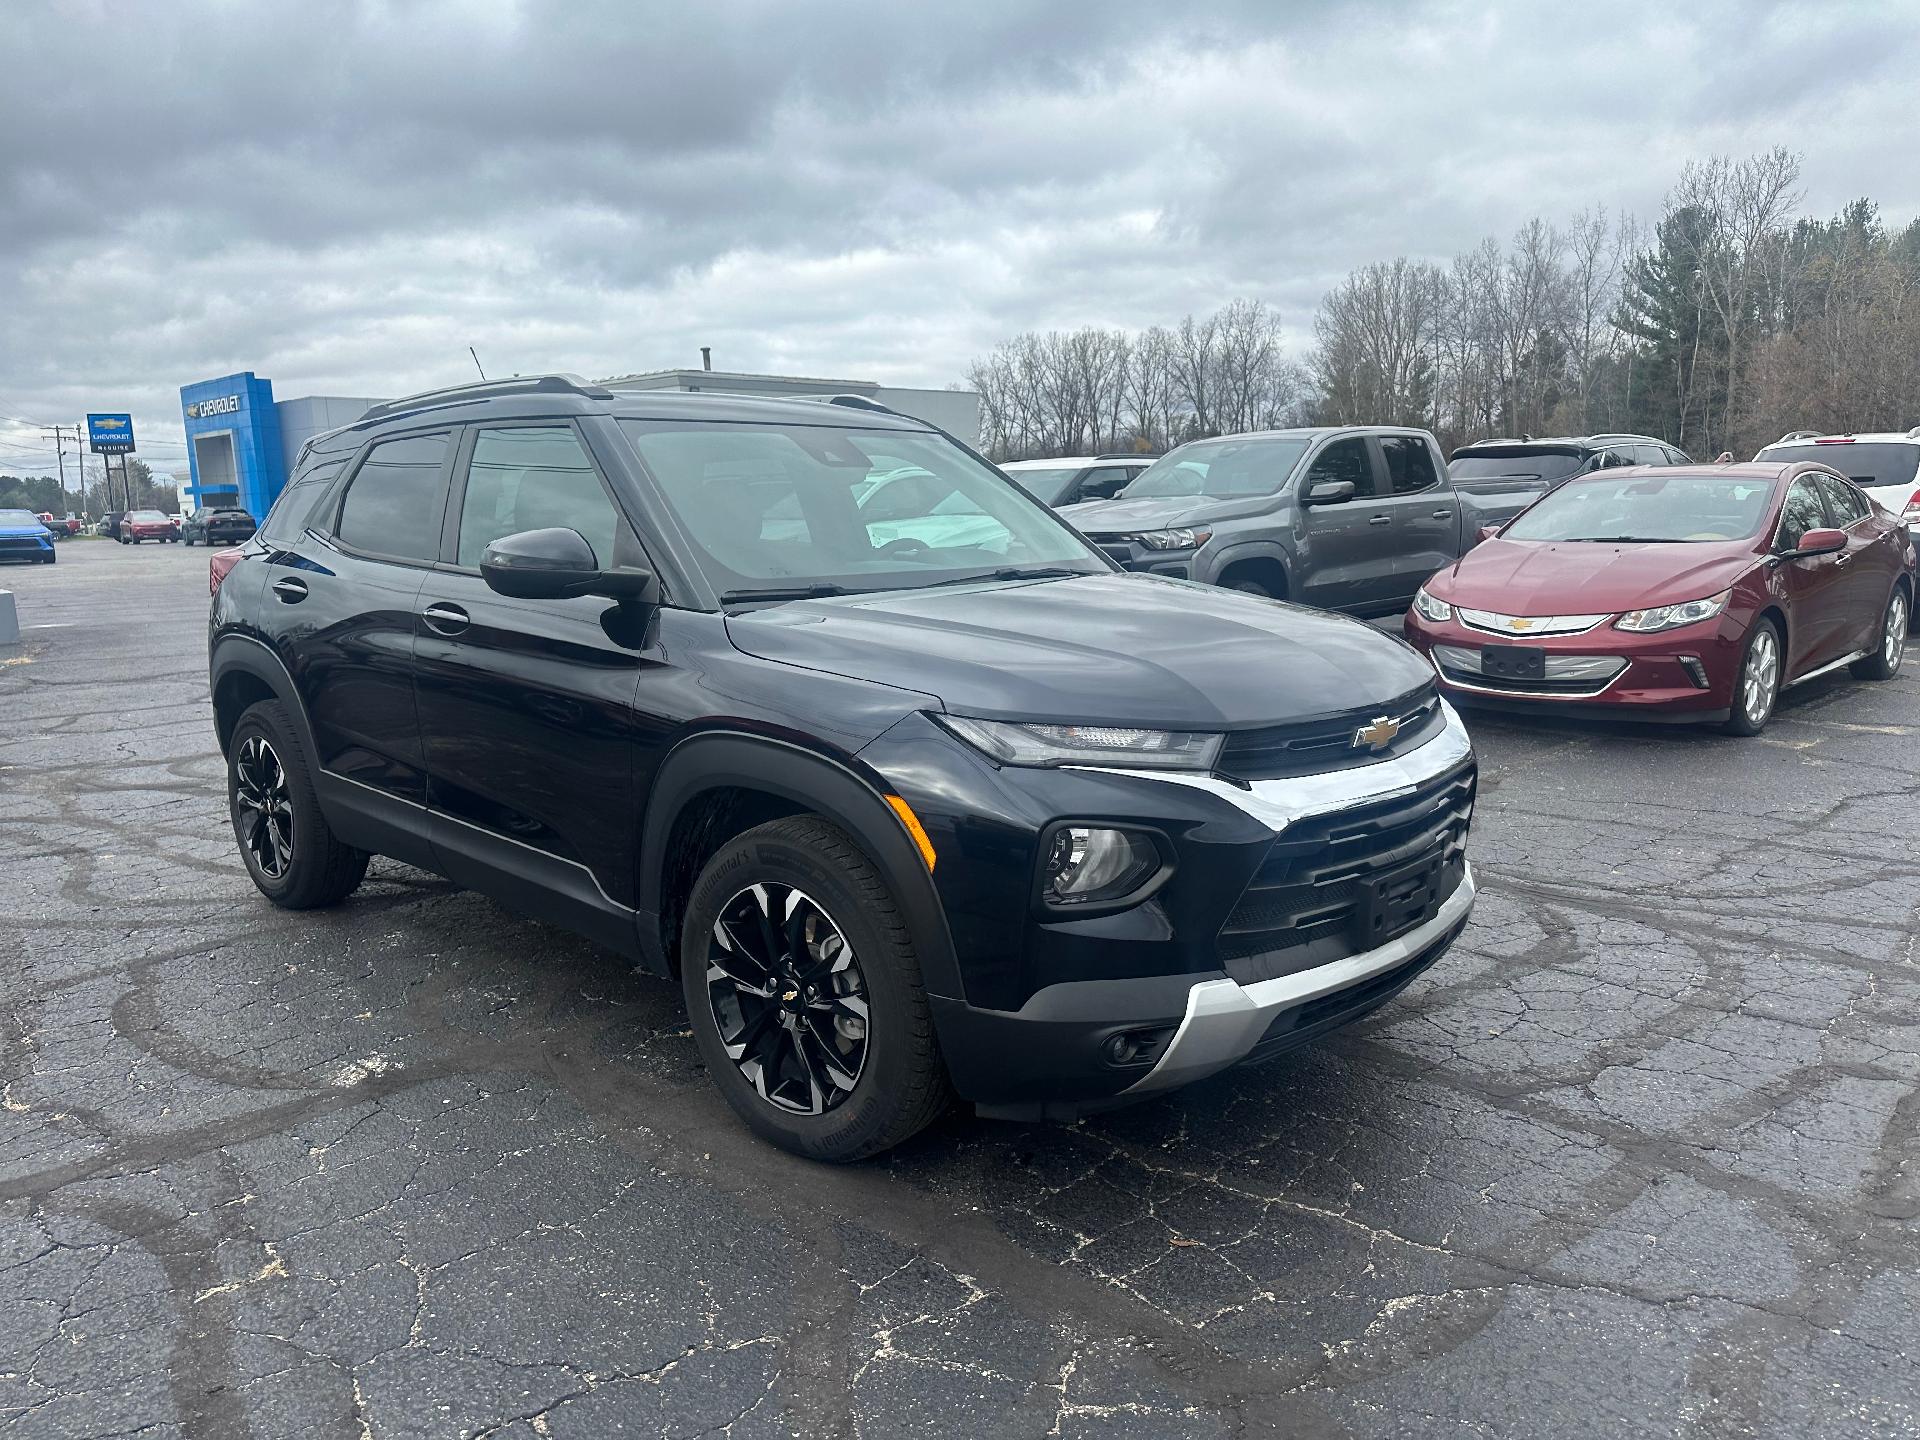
(0, 508, 56, 565)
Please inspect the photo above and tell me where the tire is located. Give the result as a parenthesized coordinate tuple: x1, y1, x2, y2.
(680, 816, 951, 1162)
(43, 551, 55, 565)
(1850, 586, 1908, 681)
(1227, 578, 1273, 598)
(227, 699, 369, 909)
(1723, 617, 1782, 736)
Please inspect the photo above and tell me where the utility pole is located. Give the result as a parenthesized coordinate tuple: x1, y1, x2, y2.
(41, 423, 83, 517)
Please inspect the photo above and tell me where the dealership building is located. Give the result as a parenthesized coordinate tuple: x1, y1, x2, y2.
(177, 367, 980, 518)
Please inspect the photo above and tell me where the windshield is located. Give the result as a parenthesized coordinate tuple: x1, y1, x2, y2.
(1002, 466, 1080, 505)
(0, 509, 42, 526)
(1501, 473, 1775, 543)
(131, 510, 168, 521)
(1121, 437, 1311, 499)
(1759, 443, 1919, 491)
(1450, 449, 1587, 484)
(619, 420, 1108, 598)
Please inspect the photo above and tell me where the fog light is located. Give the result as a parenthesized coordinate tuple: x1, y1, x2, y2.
(1041, 826, 1159, 906)
(1678, 655, 1709, 689)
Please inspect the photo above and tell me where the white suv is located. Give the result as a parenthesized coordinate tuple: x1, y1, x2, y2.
(1000, 454, 1154, 508)
(1755, 429, 1920, 550)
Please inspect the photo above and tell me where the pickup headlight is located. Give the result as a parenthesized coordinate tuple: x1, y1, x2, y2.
(1413, 587, 1454, 622)
(936, 715, 1224, 771)
(1614, 589, 1731, 633)
(1131, 528, 1212, 550)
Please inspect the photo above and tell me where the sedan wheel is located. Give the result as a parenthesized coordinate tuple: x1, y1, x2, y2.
(1852, 587, 1908, 681)
(1723, 621, 1781, 735)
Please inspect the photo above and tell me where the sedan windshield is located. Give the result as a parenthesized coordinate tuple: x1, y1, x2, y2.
(1501, 473, 1776, 543)
(1759, 443, 1919, 491)
(131, 510, 168, 521)
(1121, 437, 1311, 499)
(619, 420, 1108, 598)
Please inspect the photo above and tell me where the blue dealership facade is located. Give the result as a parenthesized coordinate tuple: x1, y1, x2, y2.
(178, 373, 385, 518)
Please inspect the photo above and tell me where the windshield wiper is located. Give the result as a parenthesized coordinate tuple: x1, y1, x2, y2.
(719, 583, 862, 603)
(914, 566, 1093, 589)
(1566, 535, 1683, 544)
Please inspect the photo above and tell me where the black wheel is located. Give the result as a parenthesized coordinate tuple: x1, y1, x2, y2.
(1722, 618, 1782, 736)
(227, 700, 369, 908)
(1227, 578, 1272, 598)
(680, 816, 950, 1161)
(1850, 586, 1908, 680)
(43, 550, 55, 565)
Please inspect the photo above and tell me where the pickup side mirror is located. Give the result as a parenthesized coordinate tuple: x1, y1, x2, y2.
(1783, 527, 1846, 560)
(480, 527, 654, 601)
(1475, 524, 1503, 545)
(1304, 480, 1357, 506)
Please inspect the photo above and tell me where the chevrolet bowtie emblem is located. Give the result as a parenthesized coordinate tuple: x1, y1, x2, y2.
(1353, 715, 1401, 751)
(1505, 617, 1538, 631)
(781, 989, 799, 1003)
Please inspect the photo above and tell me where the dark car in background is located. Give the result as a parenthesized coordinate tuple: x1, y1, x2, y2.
(182, 507, 258, 546)
(120, 509, 180, 544)
(209, 376, 1477, 1161)
(1405, 462, 1910, 734)
(0, 508, 57, 564)
(1448, 433, 1688, 493)
(1059, 426, 1542, 614)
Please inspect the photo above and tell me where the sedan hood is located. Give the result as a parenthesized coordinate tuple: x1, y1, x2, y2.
(725, 573, 1433, 728)
(1057, 493, 1274, 534)
(1432, 537, 1760, 612)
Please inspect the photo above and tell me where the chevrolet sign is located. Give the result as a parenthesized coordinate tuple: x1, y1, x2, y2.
(185, 395, 241, 421)
(86, 413, 136, 454)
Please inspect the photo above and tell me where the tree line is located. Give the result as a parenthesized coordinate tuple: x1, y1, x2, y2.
(966, 148, 1920, 464)
(0, 458, 178, 516)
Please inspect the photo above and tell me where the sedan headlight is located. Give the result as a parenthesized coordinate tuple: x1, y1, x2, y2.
(1412, 586, 1454, 622)
(1131, 528, 1212, 550)
(1614, 589, 1731, 633)
(936, 715, 1224, 771)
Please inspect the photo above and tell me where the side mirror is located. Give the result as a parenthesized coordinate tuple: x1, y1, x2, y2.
(1786, 527, 1846, 559)
(1305, 480, 1356, 506)
(480, 528, 654, 601)
(1476, 524, 1503, 545)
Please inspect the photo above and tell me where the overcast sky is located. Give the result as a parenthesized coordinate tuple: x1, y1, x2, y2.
(2, 0, 1915, 482)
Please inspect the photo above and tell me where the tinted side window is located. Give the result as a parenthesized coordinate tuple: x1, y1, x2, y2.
(1816, 473, 1869, 525)
(1632, 444, 1669, 466)
(336, 433, 449, 562)
(1080, 466, 1135, 501)
(1378, 437, 1440, 494)
(456, 427, 621, 568)
(1304, 437, 1374, 495)
(260, 461, 343, 546)
(1776, 477, 1830, 550)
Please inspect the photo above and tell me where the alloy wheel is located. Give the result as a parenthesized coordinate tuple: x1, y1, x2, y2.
(233, 735, 294, 879)
(705, 882, 870, 1115)
(1885, 593, 1908, 672)
(1744, 628, 1780, 725)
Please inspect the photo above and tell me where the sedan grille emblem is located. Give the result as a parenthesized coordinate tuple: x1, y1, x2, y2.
(1505, 616, 1539, 631)
(1353, 715, 1401, 751)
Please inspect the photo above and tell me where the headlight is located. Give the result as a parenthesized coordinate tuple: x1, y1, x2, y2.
(1413, 587, 1454, 622)
(1614, 589, 1731, 633)
(1131, 528, 1212, 550)
(936, 715, 1224, 771)
(1041, 825, 1163, 906)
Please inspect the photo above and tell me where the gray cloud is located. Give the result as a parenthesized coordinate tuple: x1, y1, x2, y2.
(1, 0, 1914, 472)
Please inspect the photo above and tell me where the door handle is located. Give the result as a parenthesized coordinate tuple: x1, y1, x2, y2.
(271, 577, 308, 603)
(1368, 515, 1392, 526)
(1431, 510, 1454, 519)
(421, 601, 470, 635)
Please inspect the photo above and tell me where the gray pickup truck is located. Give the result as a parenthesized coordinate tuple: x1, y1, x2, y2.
(1057, 425, 1543, 616)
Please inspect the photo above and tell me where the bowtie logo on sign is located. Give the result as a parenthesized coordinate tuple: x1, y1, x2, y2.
(187, 395, 241, 420)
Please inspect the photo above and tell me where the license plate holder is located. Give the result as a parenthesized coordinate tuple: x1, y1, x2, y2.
(1352, 852, 1445, 950)
(1480, 643, 1546, 681)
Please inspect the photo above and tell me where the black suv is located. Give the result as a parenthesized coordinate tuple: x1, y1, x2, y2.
(1449, 433, 1689, 490)
(182, 507, 259, 546)
(210, 376, 1477, 1160)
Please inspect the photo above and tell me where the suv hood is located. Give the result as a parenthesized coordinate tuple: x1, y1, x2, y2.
(725, 573, 1432, 728)
(0, 521, 50, 537)
(1434, 537, 1759, 612)
(1057, 493, 1275, 534)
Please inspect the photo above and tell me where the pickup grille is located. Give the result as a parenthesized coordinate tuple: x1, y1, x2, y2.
(1218, 759, 1474, 984)
(0, 536, 46, 554)
(1216, 686, 1443, 781)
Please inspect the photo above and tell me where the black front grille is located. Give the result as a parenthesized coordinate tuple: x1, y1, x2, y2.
(1218, 760, 1475, 983)
(1217, 687, 1443, 781)
(0, 536, 46, 553)
(1437, 662, 1611, 696)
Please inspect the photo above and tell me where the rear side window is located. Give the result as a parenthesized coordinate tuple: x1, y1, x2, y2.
(260, 461, 343, 545)
(1378, 437, 1439, 494)
(456, 427, 623, 568)
(1816, 473, 1869, 525)
(336, 433, 450, 561)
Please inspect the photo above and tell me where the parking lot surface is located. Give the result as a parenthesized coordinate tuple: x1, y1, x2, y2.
(2, 540, 1917, 1439)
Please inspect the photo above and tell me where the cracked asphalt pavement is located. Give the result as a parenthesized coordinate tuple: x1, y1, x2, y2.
(2, 541, 1917, 1438)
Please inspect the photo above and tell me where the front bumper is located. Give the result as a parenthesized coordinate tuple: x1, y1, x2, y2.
(1086, 534, 1205, 579)
(866, 704, 1477, 1115)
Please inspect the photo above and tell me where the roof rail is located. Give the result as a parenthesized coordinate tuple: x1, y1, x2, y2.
(1907, 425, 1920, 439)
(360, 373, 613, 423)
(1096, 451, 1158, 460)
(1774, 429, 1823, 444)
(815, 393, 897, 416)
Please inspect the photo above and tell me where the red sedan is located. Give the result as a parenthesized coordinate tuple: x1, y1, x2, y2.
(120, 509, 181, 544)
(1404, 462, 1912, 735)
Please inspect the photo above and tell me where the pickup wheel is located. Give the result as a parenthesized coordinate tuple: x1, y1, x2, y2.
(227, 700, 370, 908)
(680, 816, 951, 1162)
